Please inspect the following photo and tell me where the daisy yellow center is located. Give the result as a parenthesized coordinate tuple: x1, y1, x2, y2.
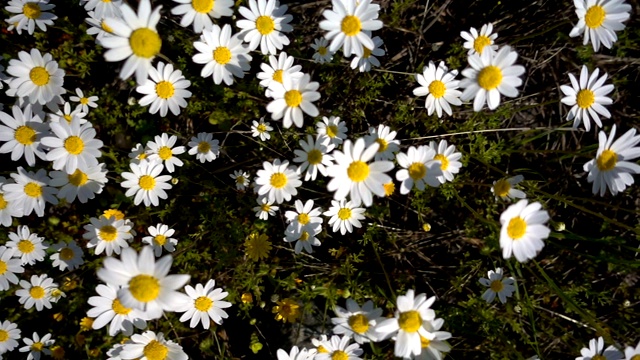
(104, 209, 125, 220)
(0, 260, 6, 275)
(197, 141, 211, 153)
(15, 125, 37, 145)
(257, 123, 268, 133)
(408, 162, 426, 180)
(101, 20, 113, 33)
(30, 286, 46, 299)
(398, 310, 422, 333)
(18, 240, 35, 253)
(256, 15, 275, 35)
(347, 161, 370, 182)
(0, 329, 8, 341)
(155, 81, 175, 99)
(493, 179, 511, 197)
(317, 345, 329, 353)
(596, 149, 617, 171)
(112, 298, 132, 315)
(327, 125, 338, 138)
(64, 136, 85, 155)
(337, 208, 351, 220)
(285, 90, 303, 107)
(341, 15, 361, 36)
(139, 175, 156, 190)
(375, 138, 388, 152)
(507, 216, 527, 239)
(331, 350, 349, 360)
(585, 5, 606, 29)
(629, 356, 640, 360)
(273, 69, 284, 83)
(261, 203, 271, 212)
(158, 146, 173, 160)
(429, 80, 446, 98)
(0, 194, 6, 210)
(154, 234, 167, 246)
(478, 65, 503, 90)
(363, 47, 372, 58)
(383, 181, 395, 196)
(102, 0, 111, 2)
(490, 280, 504, 292)
(592, 356, 606, 360)
(23, 3, 41, 19)
(298, 213, 310, 225)
(143, 340, 168, 360)
(194, 296, 213, 311)
(129, 274, 161, 302)
(299, 231, 310, 241)
(60, 247, 75, 260)
(99, 225, 118, 242)
(129, 28, 162, 59)
(29, 66, 50, 86)
(576, 89, 595, 109)
(80, 317, 94, 331)
(31, 342, 44, 352)
(138, 153, 148, 160)
(348, 314, 369, 334)
(307, 149, 323, 165)
(420, 335, 431, 349)
(318, 46, 328, 56)
(236, 175, 246, 184)
(192, 0, 214, 13)
(24, 182, 42, 198)
(80, 97, 89, 105)
(213, 46, 232, 64)
(270, 172, 287, 188)
(473, 35, 491, 54)
(434, 154, 449, 170)
(63, 114, 72, 123)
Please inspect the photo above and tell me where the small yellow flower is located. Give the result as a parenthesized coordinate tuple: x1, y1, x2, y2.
(61, 276, 78, 291)
(53, 313, 64, 321)
(103, 208, 126, 220)
(244, 233, 272, 261)
(88, 348, 101, 357)
(241, 293, 253, 304)
(272, 298, 301, 323)
(51, 345, 65, 360)
(79, 317, 94, 332)
(422, 223, 431, 232)
(383, 181, 395, 196)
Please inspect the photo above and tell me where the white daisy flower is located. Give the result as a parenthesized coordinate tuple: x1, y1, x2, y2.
(87, 283, 148, 336)
(85, 10, 120, 41)
(83, 0, 122, 19)
(413, 61, 463, 118)
(49, 241, 84, 271)
(18, 332, 54, 360)
(146, 133, 185, 173)
(230, 170, 251, 191)
(350, 35, 384, 72)
(324, 199, 366, 235)
(142, 223, 178, 257)
(293, 135, 335, 181)
(171, 0, 233, 33)
(311, 335, 329, 354)
(327, 137, 394, 207)
(0, 104, 48, 166)
(311, 37, 334, 64)
(118, 331, 188, 360)
(576, 336, 623, 360)
(499, 199, 551, 263)
(560, 65, 614, 132)
(277, 346, 315, 360)
(284, 223, 322, 254)
(460, 45, 526, 111)
(16, 274, 57, 311)
(251, 117, 273, 141)
(236, 0, 293, 55)
(6, 225, 47, 266)
(128, 142, 149, 164)
(176, 279, 232, 329)
(188, 132, 219, 163)
(137, 62, 192, 117)
(623, 340, 640, 360)
(69, 88, 99, 114)
(41, 117, 103, 174)
(460, 23, 499, 56)
(6, 49, 65, 105)
(364, 124, 401, 161)
(0, 177, 24, 227)
(478, 267, 516, 304)
(121, 159, 173, 207)
(429, 140, 462, 183)
(317, 115, 348, 146)
(266, 73, 321, 129)
(319, 0, 383, 57)
(257, 52, 303, 96)
(285, 199, 324, 232)
(96, 246, 191, 320)
(48, 101, 87, 124)
(253, 196, 279, 220)
(2, 167, 58, 217)
(331, 299, 383, 344)
(48, 163, 108, 204)
(375, 289, 439, 358)
(492, 174, 526, 200)
(192, 24, 253, 85)
(0, 320, 21, 354)
(395, 145, 442, 194)
(99, 0, 163, 84)
(5, 0, 57, 35)
(569, 0, 631, 52)
(255, 159, 302, 204)
(583, 125, 640, 196)
(402, 318, 452, 360)
(0, 246, 24, 291)
(315, 335, 363, 360)
(83, 215, 134, 256)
